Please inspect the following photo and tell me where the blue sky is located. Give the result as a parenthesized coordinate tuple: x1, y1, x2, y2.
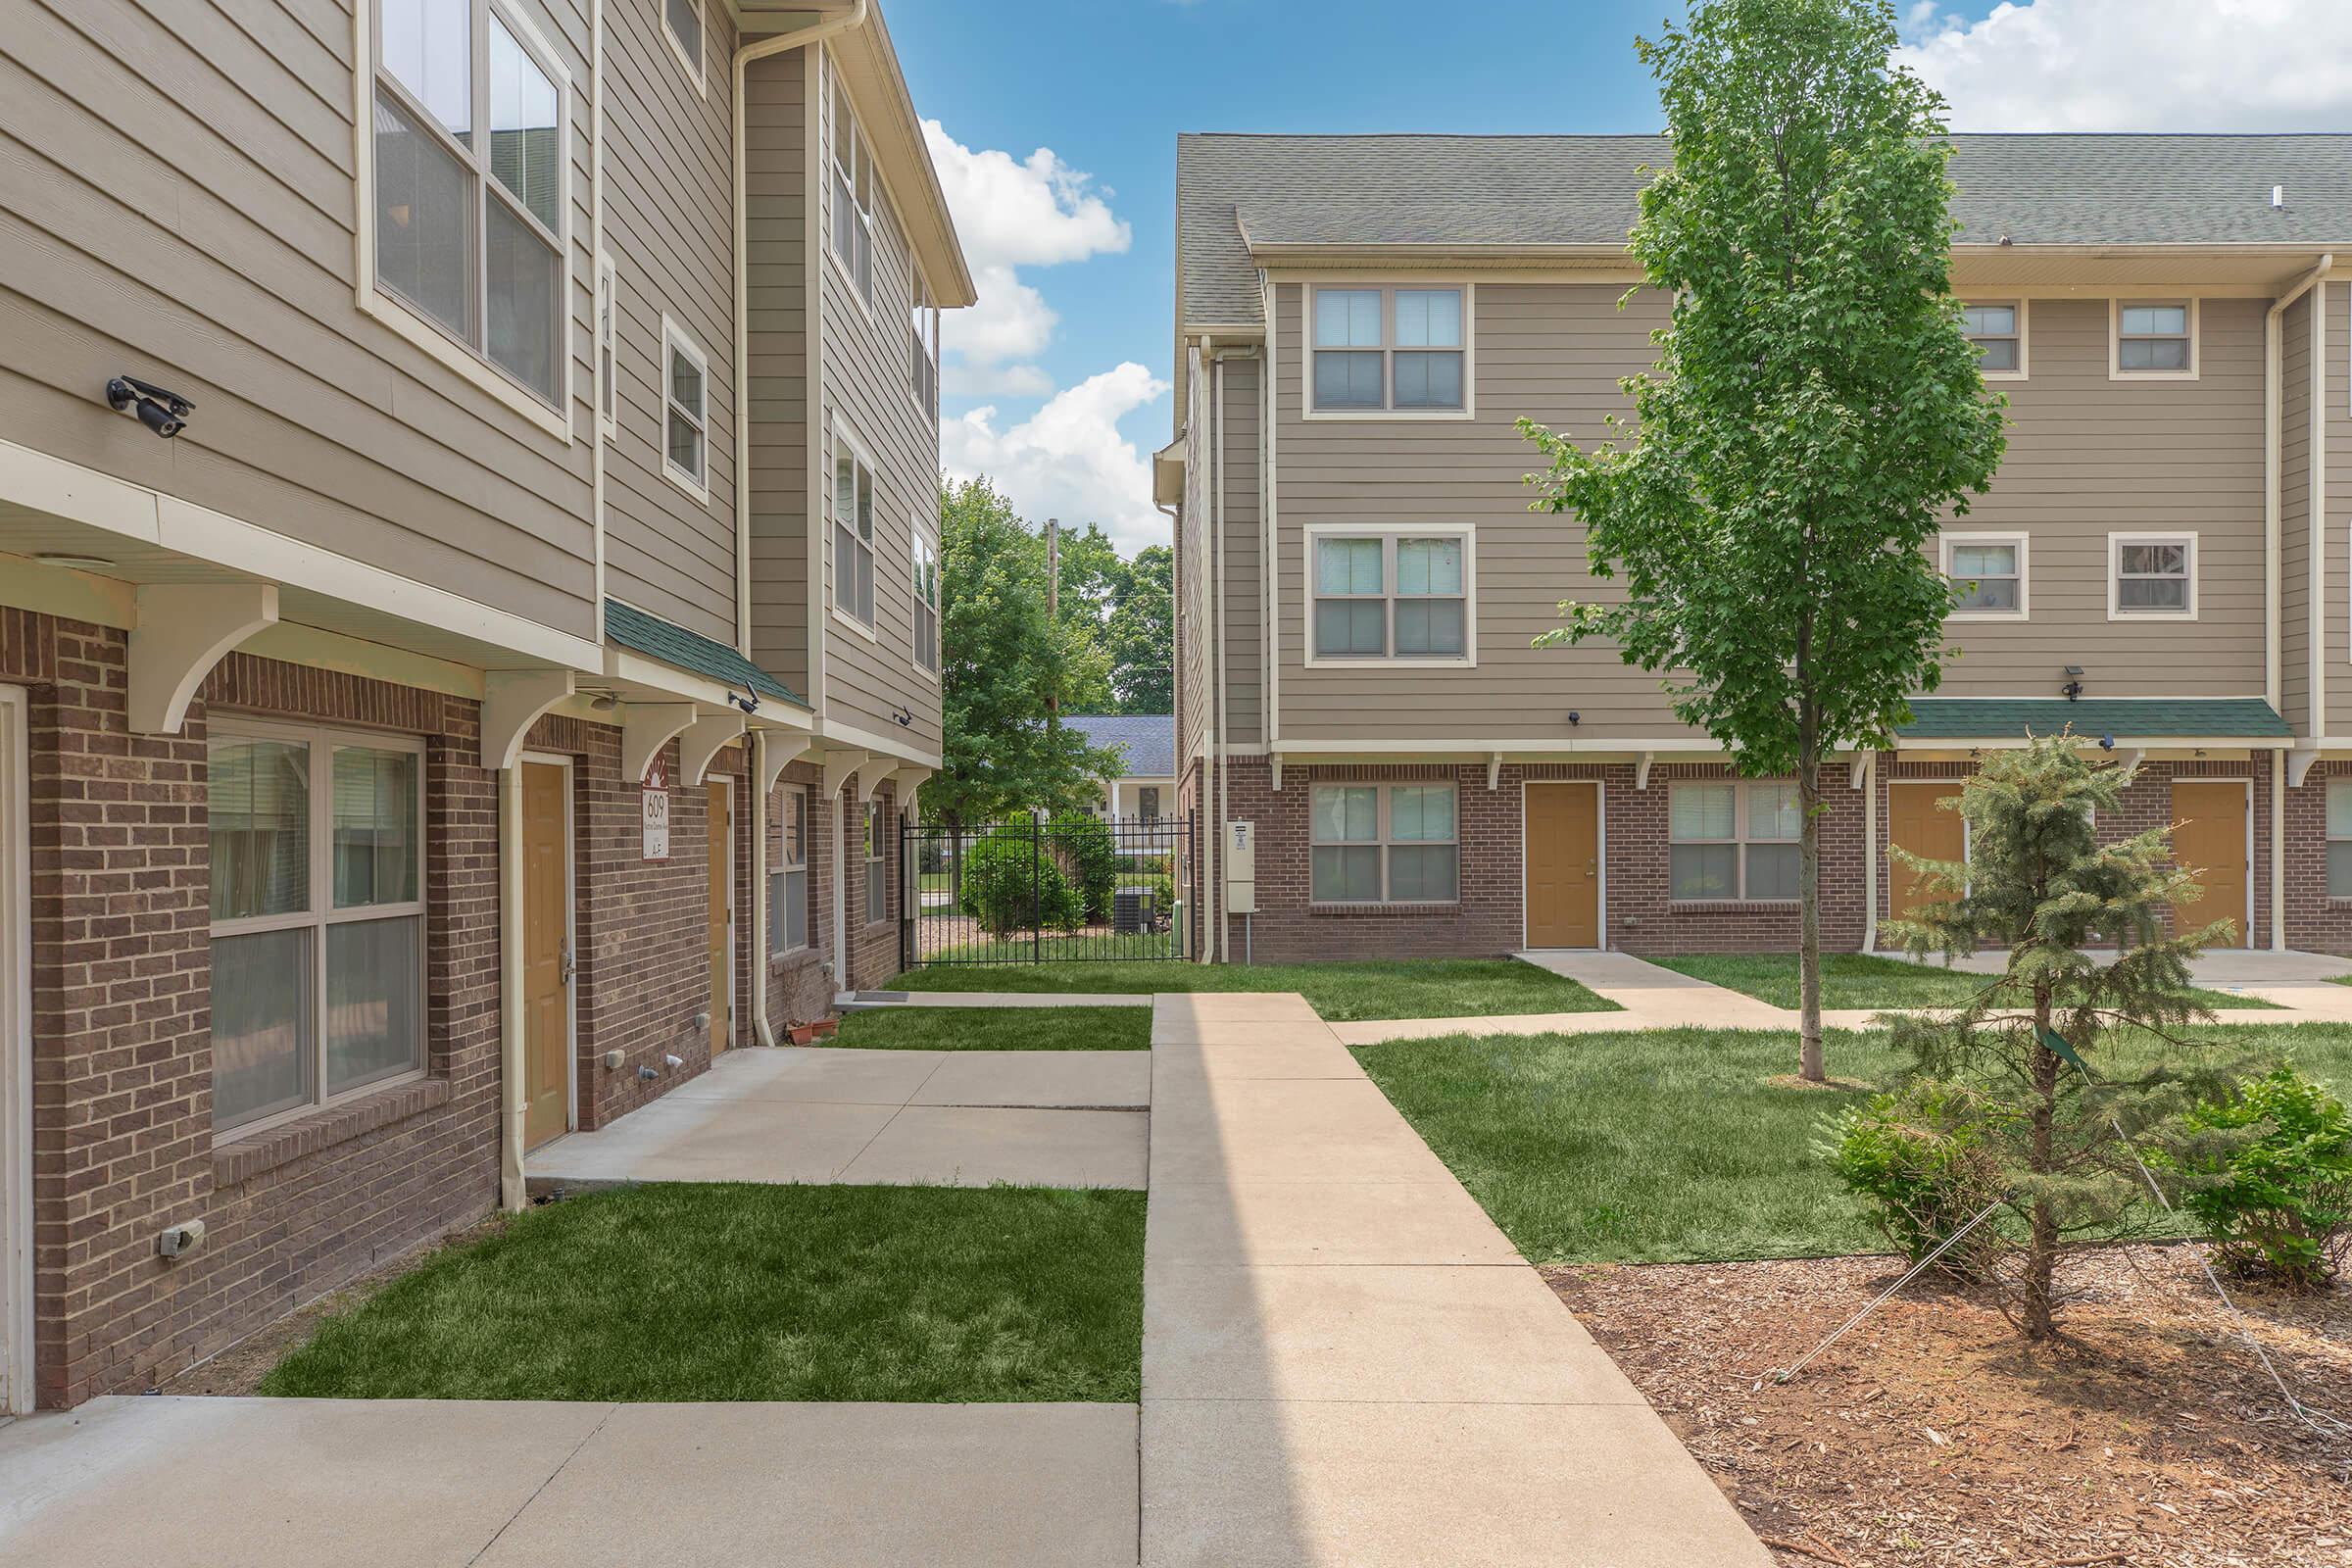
(880, 0, 2349, 554)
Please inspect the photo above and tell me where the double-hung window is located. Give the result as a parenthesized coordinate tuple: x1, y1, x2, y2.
(369, 0, 566, 410)
(911, 531, 941, 674)
(864, 801, 889, 923)
(1309, 286, 1468, 414)
(1310, 783, 1458, 905)
(662, 318, 709, 498)
(662, 0, 704, 88)
(2113, 301, 2195, 376)
(910, 286, 940, 418)
(1669, 781, 1800, 902)
(769, 786, 808, 955)
(1941, 533, 2027, 618)
(830, 428, 876, 627)
(2328, 780, 2352, 900)
(830, 74, 876, 307)
(1961, 302, 2024, 377)
(2109, 533, 2196, 618)
(595, 253, 618, 435)
(1309, 530, 1472, 662)
(1139, 787, 1161, 822)
(209, 724, 426, 1135)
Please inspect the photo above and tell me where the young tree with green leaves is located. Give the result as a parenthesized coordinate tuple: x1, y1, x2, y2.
(1880, 733, 2232, 1340)
(1522, 0, 2008, 1082)
(1106, 544, 1174, 714)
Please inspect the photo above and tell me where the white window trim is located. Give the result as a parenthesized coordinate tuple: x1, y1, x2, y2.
(662, 0, 708, 95)
(660, 316, 712, 502)
(825, 51, 880, 320)
(862, 800, 889, 925)
(827, 416, 881, 640)
(2109, 297, 2199, 381)
(770, 785, 810, 956)
(209, 717, 430, 1142)
(1940, 531, 2030, 621)
(1301, 523, 1478, 668)
(1963, 298, 2028, 381)
(350, 0, 574, 444)
(910, 528, 941, 680)
(2107, 530, 2198, 620)
(595, 252, 619, 438)
(1300, 281, 1476, 421)
(908, 282, 940, 422)
(1668, 779, 1801, 904)
(1308, 782, 1461, 906)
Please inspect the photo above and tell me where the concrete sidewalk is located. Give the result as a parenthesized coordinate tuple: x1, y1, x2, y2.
(530, 1045, 1149, 1192)
(1140, 991, 1771, 1567)
(0, 1396, 1138, 1568)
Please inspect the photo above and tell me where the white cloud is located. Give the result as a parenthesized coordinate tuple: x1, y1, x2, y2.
(922, 120, 1132, 380)
(941, 364, 1171, 554)
(1898, 1, 2352, 130)
(942, 359, 1056, 398)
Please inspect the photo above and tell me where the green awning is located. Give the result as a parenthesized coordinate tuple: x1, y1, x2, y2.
(1896, 698, 2288, 742)
(604, 599, 808, 709)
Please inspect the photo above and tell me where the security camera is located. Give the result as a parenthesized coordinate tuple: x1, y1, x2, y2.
(727, 686, 760, 715)
(107, 375, 194, 438)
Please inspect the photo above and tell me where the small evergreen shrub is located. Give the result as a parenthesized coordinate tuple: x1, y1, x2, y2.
(1049, 811, 1118, 920)
(2165, 1067, 2352, 1291)
(964, 828, 1081, 936)
(1821, 1080, 2008, 1279)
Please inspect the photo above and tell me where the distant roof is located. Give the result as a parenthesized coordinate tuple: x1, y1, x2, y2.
(1178, 132, 2352, 329)
(604, 599, 808, 708)
(1064, 714, 1176, 778)
(1897, 698, 2288, 743)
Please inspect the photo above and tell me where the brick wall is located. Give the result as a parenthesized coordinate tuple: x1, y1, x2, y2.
(843, 774, 900, 990)
(762, 758, 834, 1027)
(2284, 762, 2350, 953)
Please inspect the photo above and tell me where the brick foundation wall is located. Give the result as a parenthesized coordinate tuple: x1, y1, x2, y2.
(843, 774, 900, 990)
(762, 759, 835, 1028)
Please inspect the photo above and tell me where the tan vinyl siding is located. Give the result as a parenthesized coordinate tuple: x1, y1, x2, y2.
(2327, 283, 2352, 736)
(1219, 355, 1263, 746)
(814, 42, 939, 753)
(1177, 344, 1212, 766)
(0, 0, 597, 636)
(744, 45, 809, 696)
(601, 0, 738, 644)
(2282, 291, 2312, 734)
(1936, 297, 2266, 699)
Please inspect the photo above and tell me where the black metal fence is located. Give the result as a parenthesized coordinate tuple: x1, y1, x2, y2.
(902, 813, 1194, 968)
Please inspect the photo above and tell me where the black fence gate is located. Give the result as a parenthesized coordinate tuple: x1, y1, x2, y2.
(902, 813, 1195, 969)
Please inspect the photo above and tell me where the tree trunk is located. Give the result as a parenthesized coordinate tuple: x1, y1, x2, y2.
(1797, 699, 1825, 1084)
(2024, 976, 2060, 1340)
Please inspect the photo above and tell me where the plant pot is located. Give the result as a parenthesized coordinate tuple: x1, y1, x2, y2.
(786, 1023, 819, 1045)
(808, 1018, 839, 1040)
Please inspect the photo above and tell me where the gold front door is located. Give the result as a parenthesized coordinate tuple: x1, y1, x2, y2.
(708, 780, 732, 1054)
(1524, 784, 1600, 948)
(521, 761, 569, 1151)
(2171, 781, 2248, 948)
(1887, 784, 1967, 924)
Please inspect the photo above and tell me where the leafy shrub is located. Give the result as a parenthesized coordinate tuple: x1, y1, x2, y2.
(963, 828, 1083, 936)
(2163, 1067, 2352, 1292)
(1049, 811, 1117, 920)
(1820, 1080, 2009, 1279)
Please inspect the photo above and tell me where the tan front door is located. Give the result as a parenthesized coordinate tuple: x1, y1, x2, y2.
(708, 780, 732, 1054)
(2172, 781, 2249, 948)
(1887, 783, 1967, 923)
(1524, 783, 1600, 948)
(521, 761, 570, 1151)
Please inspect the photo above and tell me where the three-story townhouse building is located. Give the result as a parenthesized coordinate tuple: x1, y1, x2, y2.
(0, 0, 967, 1410)
(1168, 132, 2352, 967)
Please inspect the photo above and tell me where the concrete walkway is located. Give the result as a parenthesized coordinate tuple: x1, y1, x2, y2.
(0, 1396, 1137, 1568)
(530, 1045, 1149, 1192)
(1140, 991, 1771, 1567)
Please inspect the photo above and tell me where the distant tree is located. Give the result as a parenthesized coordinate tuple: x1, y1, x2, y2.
(933, 477, 1121, 827)
(1521, 0, 2008, 1082)
(1106, 545, 1174, 714)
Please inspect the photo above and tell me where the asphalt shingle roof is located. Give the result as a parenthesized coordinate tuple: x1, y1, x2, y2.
(1178, 132, 2352, 329)
(604, 599, 808, 709)
(1896, 698, 2288, 742)
(1063, 713, 1176, 777)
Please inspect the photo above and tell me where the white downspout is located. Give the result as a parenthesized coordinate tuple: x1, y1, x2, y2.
(1860, 754, 1878, 954)
(1211, 345, 1228, 962)
(2266, 256, 2330, 951)
(751, 731, 777, 1044)
(498, 764, 526, 1210)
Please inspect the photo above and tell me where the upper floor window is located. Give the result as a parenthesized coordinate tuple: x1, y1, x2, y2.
(1962, 302, 2025, 377)
(369, 0, 566, 411)
(663, 0, 705, 90)
(595, 252, 618, 435)
(1670, 780, 1798, 902)
(662, 318, 709, 499)
(911, 286, 940, 418)
(1309, 285, 1469, 415)
(1311, 783, 1458, 905)
(2112, 301, 2196, 378)
(830, 73, 876, 307)
(2109, 532, 2196, 618)
(911, 532, 941, 674)
(1942, 533, 2027, 619)
(1308, 528, 1473, 664)
(831, 427, 877, 629)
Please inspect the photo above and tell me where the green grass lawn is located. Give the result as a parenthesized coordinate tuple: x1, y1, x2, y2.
(831, 1005, 1151, 1051)
(883, 957, 1622, 1023)
(261, 1183, 1146, 1402)
(1355, 1021, 2352, 1267)
(1648, 951, 2280, 1011)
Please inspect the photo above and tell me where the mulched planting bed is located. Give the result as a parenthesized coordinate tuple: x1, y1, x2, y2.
(1548, 1248, 2352, 1567)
